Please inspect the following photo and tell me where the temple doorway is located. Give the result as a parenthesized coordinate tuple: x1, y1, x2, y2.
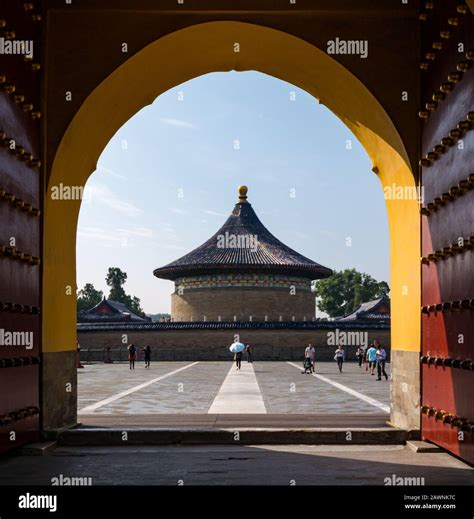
(74, 70, 393, 429)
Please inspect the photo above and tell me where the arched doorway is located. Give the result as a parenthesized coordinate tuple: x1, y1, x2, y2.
(43, 21, 420, 432)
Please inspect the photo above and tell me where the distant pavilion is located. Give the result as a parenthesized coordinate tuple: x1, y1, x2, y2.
(77, 298, 151, 324)
(153, 186, 332, 322)
(335, 295, 391, 323)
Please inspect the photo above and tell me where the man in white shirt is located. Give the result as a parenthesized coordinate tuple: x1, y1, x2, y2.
(304, 344, 316, 373)
(376, 345, 388, 380)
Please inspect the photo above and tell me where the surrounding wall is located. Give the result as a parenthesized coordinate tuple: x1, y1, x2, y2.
(77, 325, 391, 362)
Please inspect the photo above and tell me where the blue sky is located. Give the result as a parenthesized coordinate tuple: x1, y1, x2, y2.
(77, 71, 389, 314)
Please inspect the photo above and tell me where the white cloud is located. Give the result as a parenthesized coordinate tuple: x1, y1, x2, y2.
(95, 165, 126, 180)
(159, 117, 196, 129)
(160, 224, 179, 235)
(78, 226, 153, 245)
(77, 226, 120, 242)
(293, 230, 310, 240)
(317, 229, 339, 240)
(170, 208, 188, 215)
(116, 226, 153, 238)
(203, 209, 227, 217)
(162, 244, 187, 250)
(83, 183, 142, 217)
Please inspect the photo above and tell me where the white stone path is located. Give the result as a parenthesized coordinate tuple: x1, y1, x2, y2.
(208, 362, 267, 414)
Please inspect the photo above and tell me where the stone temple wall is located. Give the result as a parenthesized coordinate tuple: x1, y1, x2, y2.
(171, 288, 316, 322)
(77, 326, 391, 362)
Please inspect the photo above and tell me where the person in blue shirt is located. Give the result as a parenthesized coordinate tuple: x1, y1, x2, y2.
(366, 341, 378, 376)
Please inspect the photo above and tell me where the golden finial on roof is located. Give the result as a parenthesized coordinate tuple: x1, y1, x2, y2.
(238, 185, 248, 202)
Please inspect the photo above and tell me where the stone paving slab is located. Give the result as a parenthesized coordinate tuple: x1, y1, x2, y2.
(255, 361, 388, 414)
(78, 361, 390, 415)
(0, 445, 472, 486)
(78, 361, 194, 410)
(80, 362, 229, 414)
(308, 360, 391, 404)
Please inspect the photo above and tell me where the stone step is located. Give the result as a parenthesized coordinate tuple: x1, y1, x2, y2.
(407, 440, 442, 453)
(59, 426, 409, 446)
(19, 441, 57, 456)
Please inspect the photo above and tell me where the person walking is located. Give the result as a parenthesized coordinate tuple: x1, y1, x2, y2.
(128, 343, 137, 370)
(76, 340, 84, 369)
(304, 343, 316, 372)
(235, 351, 243, 371)
(245, 344, 252, 363)
(376, 344, 388, 380)
(364, 346, 369, 371)
(143, 345, 151, 368)
(356, 346, 365, 368)
(366, 341, 378, 376)
(334, 346, 345, 373)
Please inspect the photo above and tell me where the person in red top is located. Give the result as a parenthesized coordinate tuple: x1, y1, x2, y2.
(128, 344, 137, 370)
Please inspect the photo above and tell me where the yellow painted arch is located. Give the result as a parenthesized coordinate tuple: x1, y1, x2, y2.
(44, 21, 420, 354)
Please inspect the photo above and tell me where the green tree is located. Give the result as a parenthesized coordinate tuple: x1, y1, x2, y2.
(77, 283, 103, 314)
(106, 267, 128, 302)
(105, 267, 145, 316)
(129, 295, 144, 316)
(312, 268, 389, 318)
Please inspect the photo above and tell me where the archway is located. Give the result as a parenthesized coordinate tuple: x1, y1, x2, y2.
(43, 21, 420, 431)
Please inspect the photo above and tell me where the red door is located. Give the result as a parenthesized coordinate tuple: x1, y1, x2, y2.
(419, 1, 474, 464)
(0, 0, 42, 453)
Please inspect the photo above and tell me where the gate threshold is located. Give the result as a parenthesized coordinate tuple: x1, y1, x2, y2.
(59, 414, 414, 446)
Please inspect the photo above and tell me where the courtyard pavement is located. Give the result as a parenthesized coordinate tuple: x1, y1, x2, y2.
(1, 361, 473, 486)
(0, 444, 473, 486)
(78, 360, 390, 416)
